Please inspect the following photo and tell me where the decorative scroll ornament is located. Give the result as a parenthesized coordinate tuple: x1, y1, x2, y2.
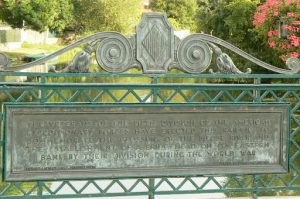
(286, 57, 300, 71)
(0, 13, 299, 74)
(177, 35, 212, 73)
(96, 33, 133, 73)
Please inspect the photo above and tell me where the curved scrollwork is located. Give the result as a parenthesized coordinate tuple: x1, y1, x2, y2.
(0, 32, 112, 72)
(286, 57, 300, 71)
(177, 35, 212, 73)
(0, 13, 299, 74)
(191, 33, 300, 74)
(96, 33, 133, 73)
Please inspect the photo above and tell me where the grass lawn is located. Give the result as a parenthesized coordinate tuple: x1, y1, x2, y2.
(2, 43, 80, 66)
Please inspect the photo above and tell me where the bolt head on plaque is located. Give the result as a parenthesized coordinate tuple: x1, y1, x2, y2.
(136, 13, 174, 73)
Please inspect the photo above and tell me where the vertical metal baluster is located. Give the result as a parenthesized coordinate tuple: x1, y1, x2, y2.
(37, 181, 43, 197)
(253, 78, 261, 199)
(0, 111, 3, 177)
(39, 76, 46, 103)
(252, 175, 258, 199)
(148, 76, 158, 199)
(148, 178, 155, 199)
(253, 78, 261, 102)
(152, 76, 158, 103)
(253, 77, 261, 199)
(38, 76, 46, 198)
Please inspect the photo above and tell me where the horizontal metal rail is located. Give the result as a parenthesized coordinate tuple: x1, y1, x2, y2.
(0, 72, 300, 79)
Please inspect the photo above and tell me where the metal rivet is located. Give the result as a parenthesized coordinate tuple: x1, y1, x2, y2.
(109, 48, 119, 58)
(192, 50, 201, 59)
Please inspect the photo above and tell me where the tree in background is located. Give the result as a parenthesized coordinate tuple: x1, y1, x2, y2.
(197, 0, 284, 71)
(71, 0, 142, 35)
(253, 0, 300, 61)
(150, 0, 198, 31)
(0, 0, 74, 34)
(0, 0, 142, 36)
(197, 0, 231, 38)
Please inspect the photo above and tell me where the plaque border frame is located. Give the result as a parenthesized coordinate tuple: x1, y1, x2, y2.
(3, 103, 290, 181)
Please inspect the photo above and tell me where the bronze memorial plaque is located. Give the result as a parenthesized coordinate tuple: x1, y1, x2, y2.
(4, 104, 289, 181)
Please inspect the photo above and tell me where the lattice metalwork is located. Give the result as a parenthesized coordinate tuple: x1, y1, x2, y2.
(0, 72, 300, 198)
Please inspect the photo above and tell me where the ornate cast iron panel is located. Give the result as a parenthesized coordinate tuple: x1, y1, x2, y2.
(0, 12, 299, 74)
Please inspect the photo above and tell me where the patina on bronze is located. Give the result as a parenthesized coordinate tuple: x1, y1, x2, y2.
(1, 13, 300, 74)
(4, 104, 289, 181)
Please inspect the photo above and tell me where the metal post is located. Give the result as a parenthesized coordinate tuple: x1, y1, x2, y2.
(0, 112, 3, 160)
(253, 78, 261, 102)
(37, 182, 43, 197)
(148, 76, 158, 199)
(252, 175, 258, 199)
(148, 178, 155, 199)
(253, 79, 261, 199)
(152, 76, 158, 103)
(39, 76, 46, 103)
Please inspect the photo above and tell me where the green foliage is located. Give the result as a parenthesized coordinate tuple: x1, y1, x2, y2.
(71, 0, 142, 35)
(197, 0, 259, 45)
(197, 0, 284, 72)
(224, 0, 284, 72)
(150, 0, 198, 31)
(197, 0, 231, 38)
(0, 0, 142, 35)
(224, 0, 258, 44)
(0, 0, 74, 33)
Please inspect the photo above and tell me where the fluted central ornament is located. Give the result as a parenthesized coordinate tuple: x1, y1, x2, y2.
(136, 13, 174, 73)
(142, 25, 167, 64)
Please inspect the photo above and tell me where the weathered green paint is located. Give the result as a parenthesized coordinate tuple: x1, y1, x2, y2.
(0, 72, 298, 199)
(0, 12, 299, 199)
(1, 13, 299, 74)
